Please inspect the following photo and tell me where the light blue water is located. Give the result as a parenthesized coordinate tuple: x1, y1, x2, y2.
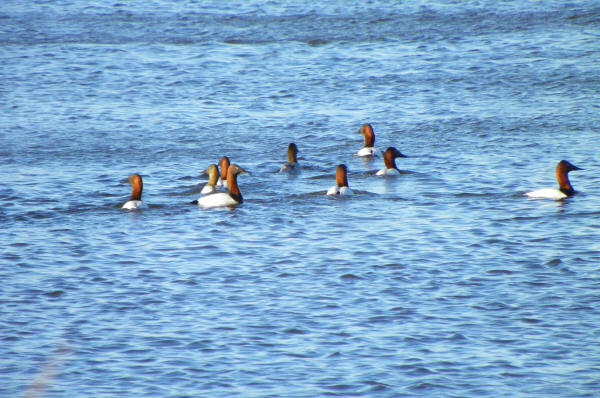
(2, 1, 600, 397)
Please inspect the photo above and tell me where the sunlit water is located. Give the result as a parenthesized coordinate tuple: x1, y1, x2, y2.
(2, 1, 600, 397)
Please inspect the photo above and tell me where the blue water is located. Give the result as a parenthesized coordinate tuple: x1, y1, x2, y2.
(2, 1, 600, 397)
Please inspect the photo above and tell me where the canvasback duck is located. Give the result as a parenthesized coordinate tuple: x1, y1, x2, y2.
(279, 143, 299, 172)
(356, 124, 377, 157)
(200, 164, 219, 195)
(525, 160, 582, 200)
(376, 147, 407, 176)
(327, 164, 353, 196)
(216, 156, 230, 189)
(197, 164, 248, 208)
(122, 174, 144, 210)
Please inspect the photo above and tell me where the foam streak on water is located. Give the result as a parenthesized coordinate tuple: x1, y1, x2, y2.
(1, 1, 600, 397)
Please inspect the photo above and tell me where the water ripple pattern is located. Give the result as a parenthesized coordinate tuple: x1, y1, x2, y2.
(1, 1, 600, 397)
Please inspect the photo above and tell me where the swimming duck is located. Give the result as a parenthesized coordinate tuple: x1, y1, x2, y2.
(122, 174, 144, 210)
(356, 124, 377, 157)
(376, 147, 407, 176)
(216, 156, 230, 189)
(279, 143, 299, 172)
(525, 160, 582, 200)
(326, 164, 353, 196)
(200, 164, 219, 195)
(197, 164, 248, 208)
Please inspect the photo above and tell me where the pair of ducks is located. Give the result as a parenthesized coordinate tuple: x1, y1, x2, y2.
(325, 148, 406, 196)
(324, 161, 583, 199)
(327, 161, 584, 200)
(122, 124, 583, 209)
(356, 123, 408, 175)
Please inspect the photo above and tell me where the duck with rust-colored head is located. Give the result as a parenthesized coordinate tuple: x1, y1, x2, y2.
(216, 156, 230, 189)
(525, 160, 583, 200)
(198, 165, 249, 208)
(326, 164, 353, 196)
(200, 164, 219, 195)
(356, 124, 377, 157)
(376, 147, 407, 176)
(279, 143, 300, 173)
(122, 174, 144, 210)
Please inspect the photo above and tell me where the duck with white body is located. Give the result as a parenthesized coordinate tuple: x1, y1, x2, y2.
(376, 147, 407, 176)
(525, 160, 582, 200)
(122, 174, 144, 210)
(197, 164, 248, 208)
(356, 124, 377, 157)
(327, 164, 353, 196)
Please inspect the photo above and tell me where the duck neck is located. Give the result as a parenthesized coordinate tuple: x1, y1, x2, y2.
(336, 168, 349, 188)
(557, 170, 574, 196)
(219, 158, 230, 181)
(383, 151, 398, 170)
(130, 180, 142, 201)
(208, 169, 219, 186)
(363, 125, 375, 147)
(227, 173, 243, 203)
(287, 149, 297, 164)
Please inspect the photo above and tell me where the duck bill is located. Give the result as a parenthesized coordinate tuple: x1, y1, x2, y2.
(393, 149, 407, 158)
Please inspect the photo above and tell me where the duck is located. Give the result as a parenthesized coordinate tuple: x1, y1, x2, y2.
(197, 164, 248, 208)
(376, 147, 407, 176)
(200, 164, 219, 195)
(356, 124, 377, 157)
(279, 143, 299, 172)
(327, 164, 353, 196)
(524, 160, 582, 200)
(122, 174, 144, 210)
(216, 156, 230, 189)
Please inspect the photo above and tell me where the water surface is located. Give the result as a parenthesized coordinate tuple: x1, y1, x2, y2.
(1, 1, 600, 397)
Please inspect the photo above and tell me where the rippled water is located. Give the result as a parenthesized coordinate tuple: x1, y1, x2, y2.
(2, 1, 600, 397)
